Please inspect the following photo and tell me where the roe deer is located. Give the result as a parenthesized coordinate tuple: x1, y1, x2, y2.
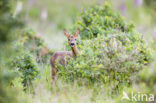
(50, 28, 80, 81)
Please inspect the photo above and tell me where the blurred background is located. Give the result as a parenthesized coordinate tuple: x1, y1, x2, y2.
(15, 0, 156, 49)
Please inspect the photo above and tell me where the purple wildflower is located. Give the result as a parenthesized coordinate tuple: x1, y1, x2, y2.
(120, 3, 126, 15)
(134, 0, 143, 7)
(41, 7, 48, 21)
(98, 0, 103, 5)
(28, 0, 37, 5)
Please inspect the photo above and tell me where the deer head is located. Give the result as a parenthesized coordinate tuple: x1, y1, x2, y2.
(64, 28, 80, 48)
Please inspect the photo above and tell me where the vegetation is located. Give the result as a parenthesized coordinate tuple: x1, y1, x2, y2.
(18, 29, 54, 63)
(0, 0, 156, 103)
(12, 53, 39, 89)
(73, 4, 135, 39)
(58, 5, 151, 94)
(0, 0, 23, 103)
(144, 0, 156, 21)
(10, 28, 54, 90)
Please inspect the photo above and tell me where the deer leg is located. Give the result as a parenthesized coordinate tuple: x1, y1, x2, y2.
(51, 67, 58, 85)
(52, 67, 57, 79)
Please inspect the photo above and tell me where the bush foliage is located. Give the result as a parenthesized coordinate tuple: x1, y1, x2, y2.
(0, 0, 24, 102)
(13, 53, 39, 89)
(0, 0, 23, 43)
(59, 33, 151, 89)
(58, 4, 151, 92)
(72, 3, 135, 39)
(11, 29, 54, 89)
(19, 29, 54, 63)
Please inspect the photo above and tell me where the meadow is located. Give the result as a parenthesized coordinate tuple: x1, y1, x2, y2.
(0, 0, 156, 103)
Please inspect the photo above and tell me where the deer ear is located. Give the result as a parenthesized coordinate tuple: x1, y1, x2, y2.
(74, 28, 80, 38)
(64, 29, 70, 38)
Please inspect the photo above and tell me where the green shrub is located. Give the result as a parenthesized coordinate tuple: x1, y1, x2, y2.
(0, 0, 23, 43)
(136, 59, 156, 94)
(58, 32, 151, 90)
(13, 53, 39, 90)
(58, 4, 151, 93)
(113, 54, 156, 103)
(72, 3, 135, 39)
(0, 0, 24, 102)
(19, 29, 54, 63)
(10, 29, 53, 90)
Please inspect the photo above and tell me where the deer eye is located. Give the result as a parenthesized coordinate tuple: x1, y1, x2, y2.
(68, 39, 70, 41)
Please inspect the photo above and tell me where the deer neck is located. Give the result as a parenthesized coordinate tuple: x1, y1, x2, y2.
(71, 45, 79, 58)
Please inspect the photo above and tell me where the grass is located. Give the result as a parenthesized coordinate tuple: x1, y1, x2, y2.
(12, 64, 114, 103)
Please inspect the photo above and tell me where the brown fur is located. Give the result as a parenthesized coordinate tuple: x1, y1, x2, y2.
(50, 29, 80, 81)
